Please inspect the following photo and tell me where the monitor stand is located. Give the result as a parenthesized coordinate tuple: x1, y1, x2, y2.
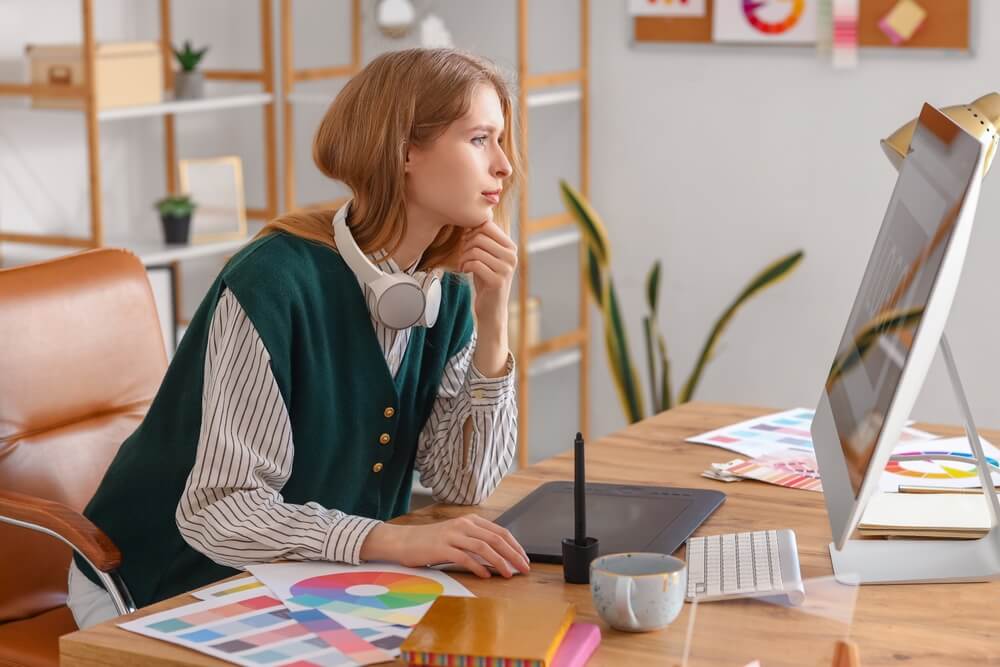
(829, 335, 1000, 585)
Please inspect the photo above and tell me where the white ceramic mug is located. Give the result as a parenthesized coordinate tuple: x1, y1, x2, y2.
(590, 552, 687, 632)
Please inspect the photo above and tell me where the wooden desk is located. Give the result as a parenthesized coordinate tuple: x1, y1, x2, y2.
(60, 402, 1000, 666)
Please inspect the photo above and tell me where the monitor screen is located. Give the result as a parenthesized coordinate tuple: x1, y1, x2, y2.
(824, 106, 983, 497)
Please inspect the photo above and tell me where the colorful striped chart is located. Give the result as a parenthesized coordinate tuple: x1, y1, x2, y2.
(711, 457, 824, 492)
(120, 591, 402, 667)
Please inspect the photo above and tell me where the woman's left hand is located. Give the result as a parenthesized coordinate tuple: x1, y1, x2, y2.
(458, 221, 518, 377)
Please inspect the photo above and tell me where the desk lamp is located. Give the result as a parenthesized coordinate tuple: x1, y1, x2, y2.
(881, 92, 1000, 175)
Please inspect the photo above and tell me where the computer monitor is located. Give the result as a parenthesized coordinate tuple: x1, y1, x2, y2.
(811, 104, 989, 561)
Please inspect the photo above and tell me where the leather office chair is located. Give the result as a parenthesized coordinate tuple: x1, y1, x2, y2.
(0, 248, 167, 666)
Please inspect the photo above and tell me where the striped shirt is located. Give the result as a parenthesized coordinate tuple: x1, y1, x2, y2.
(174, 252, 517, 570)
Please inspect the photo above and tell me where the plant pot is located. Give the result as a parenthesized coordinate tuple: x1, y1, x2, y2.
(173, 70, 204, 100)
(160, 214, 191, 245)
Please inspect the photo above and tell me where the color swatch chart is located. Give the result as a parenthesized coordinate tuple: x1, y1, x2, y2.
(247, 562, 473, 631)
(710, 456, 824, 492)
(687, 408, 935, 461)
(287, 571, 443, 626)
(876, 436, 1000, 493)
(119, 590, 403, 667)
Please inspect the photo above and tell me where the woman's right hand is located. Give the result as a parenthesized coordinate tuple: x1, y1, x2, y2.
(359, 515, 531, 579)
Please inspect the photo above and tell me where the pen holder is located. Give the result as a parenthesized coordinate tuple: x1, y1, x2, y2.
(561, 536, 599, 584)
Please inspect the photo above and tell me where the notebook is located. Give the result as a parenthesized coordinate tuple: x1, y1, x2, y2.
(551, 623, 601, 667)
(400, 595, 575, 667)
(857, 492, 992, 538)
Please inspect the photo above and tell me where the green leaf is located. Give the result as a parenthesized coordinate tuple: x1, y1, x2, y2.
(585, 246, 604, 307)
(659, 339, 671, 412)
(643, 316, 659, 411)
(604, 277, 645, 422)
(559, 180, 610, 267)
(679, 250, 804, 404)
(646, 260, 661, 315)
(656, 325, 672, 412)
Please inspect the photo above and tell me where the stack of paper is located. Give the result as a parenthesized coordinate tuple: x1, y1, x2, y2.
(120, 563, 473, 667)
(858, 492, 993, 539)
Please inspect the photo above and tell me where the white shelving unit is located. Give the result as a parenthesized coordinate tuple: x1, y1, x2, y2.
(97, 93, 274, 121)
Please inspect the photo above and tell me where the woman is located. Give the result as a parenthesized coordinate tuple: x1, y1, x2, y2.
(67, 47, 530, 629)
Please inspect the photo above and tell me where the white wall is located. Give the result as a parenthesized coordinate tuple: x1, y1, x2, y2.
(3, 1, 999, 458)
(586, 1, 1000, 440)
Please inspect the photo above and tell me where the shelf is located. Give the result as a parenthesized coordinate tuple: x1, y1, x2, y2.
(99, 93, 274, 121)
(115, 236, 252, 266)
(525, 227, 580, 254)
(0, 231, 256, 269)
(526, 88, 581, 109)
(0, 93, 274, 121)
(528, 348, 581, 378)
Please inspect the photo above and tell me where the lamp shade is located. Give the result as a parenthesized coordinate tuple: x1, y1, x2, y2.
(881, 92, 1000, 176)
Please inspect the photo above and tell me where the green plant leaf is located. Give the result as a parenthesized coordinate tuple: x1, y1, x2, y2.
(656, 324, 672, 412)
(646, 260, 661, 315)
(643, 316, 659, 411)
(604, 277, 645, 422)
(679, 250, 804, 404)
(586, 246, 603, 307)
(559, 180, 609, 267)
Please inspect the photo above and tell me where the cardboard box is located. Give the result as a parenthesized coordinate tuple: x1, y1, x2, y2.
(26, 41, 163, 110)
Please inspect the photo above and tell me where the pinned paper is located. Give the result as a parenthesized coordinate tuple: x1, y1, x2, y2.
(878, 0, 927, 45)
(629, 0, 706, 18)
(832, 0, 860, 68)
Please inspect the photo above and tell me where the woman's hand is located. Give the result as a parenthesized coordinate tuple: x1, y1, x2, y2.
(458, 221, 518, 377)
(359, 515, 530, 579)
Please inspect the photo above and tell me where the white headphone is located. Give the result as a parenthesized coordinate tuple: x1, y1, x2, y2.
(333, 200, 441, 330)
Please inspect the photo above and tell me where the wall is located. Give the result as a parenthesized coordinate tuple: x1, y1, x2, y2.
(3, 1, 998, 463)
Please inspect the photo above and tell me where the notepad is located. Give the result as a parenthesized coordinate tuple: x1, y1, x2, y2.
(878, 0, 927, 45)
(400, 595, 575, 667)
(551, 623, 601, 667)
(858, 492, 993, 538)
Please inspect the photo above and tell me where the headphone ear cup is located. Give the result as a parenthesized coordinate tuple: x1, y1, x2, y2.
(417, 275, 442, 328)
(368, 274, 426, 330)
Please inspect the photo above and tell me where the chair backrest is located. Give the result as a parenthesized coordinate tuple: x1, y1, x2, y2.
(0, 249, 167, 623)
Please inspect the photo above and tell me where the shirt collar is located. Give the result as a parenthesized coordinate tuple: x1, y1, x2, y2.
(367, 249, 420, 276)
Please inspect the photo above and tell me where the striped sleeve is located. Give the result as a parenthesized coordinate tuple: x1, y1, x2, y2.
(414, 330, 518, 505)
(175, 288, 381, 569)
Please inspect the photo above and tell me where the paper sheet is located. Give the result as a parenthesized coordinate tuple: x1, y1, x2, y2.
(686, 407, 936, 461)
(247, 562, 473, 629)
(119, 587, 401, 666)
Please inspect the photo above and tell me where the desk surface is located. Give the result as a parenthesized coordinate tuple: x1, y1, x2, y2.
(60, 402, 1000, 666)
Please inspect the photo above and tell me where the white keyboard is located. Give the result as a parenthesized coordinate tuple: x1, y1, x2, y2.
(685, 529, 805, 605)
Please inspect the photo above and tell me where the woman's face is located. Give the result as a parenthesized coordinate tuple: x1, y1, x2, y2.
(404, 84, 513, 230)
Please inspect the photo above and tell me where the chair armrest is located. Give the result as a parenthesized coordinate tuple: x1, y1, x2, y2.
(0, 489, 121, 572)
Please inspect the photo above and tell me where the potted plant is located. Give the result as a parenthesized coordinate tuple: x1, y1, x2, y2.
(172, 40, 209, 99)
(154, 194, 196, 245)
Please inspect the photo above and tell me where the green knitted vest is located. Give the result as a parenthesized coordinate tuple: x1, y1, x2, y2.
(77, 232, 473, 607)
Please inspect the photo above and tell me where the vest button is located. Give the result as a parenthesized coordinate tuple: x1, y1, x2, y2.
(384, 407, 395, 418)
(379, 433, 391, 445)
(373, 462, 384, 473)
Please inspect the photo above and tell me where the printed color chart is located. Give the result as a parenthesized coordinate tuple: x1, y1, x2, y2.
(120, 590, 400, 666)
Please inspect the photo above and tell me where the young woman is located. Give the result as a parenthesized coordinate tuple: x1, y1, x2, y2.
(67, 48, 530, 629)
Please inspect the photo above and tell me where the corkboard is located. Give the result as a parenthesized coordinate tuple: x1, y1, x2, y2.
(633, 0, 970, 51)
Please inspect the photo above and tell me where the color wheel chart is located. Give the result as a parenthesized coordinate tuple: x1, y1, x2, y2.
(885, 450, 1000, 480)
(120, 591, 403, 667)
(287, 572, 444, 627)
(743, 0, 805, 34)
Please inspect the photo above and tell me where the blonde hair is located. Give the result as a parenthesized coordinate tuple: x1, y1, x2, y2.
(258, 48, 523, 272)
